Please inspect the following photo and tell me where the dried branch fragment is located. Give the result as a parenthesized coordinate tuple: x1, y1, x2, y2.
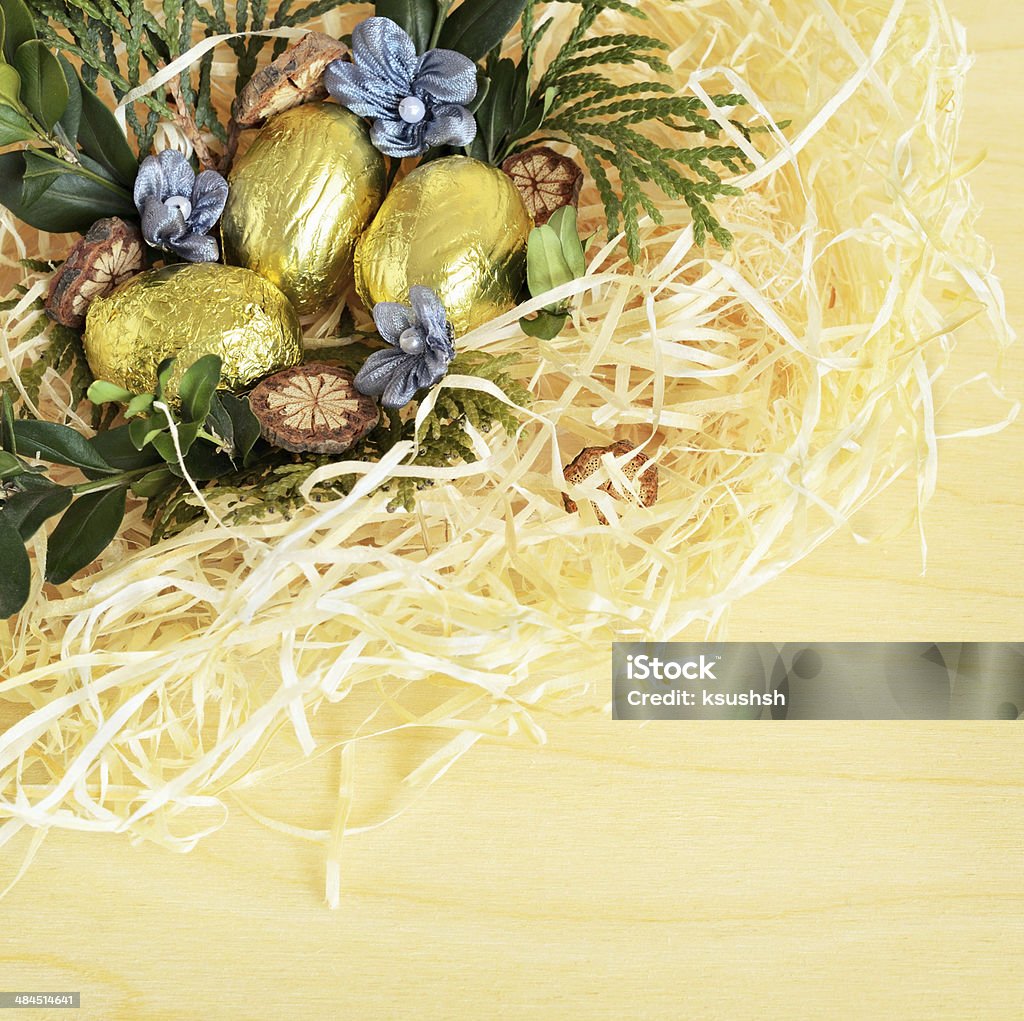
(562, 440, 659, 522)
(233, 32, 349, 129)
(45, 218, 144, 329)
(250, 362, 379, 454)
(502, 146, 584, 225)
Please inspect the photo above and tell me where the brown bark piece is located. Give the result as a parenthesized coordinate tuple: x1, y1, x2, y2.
(562, 440, 659, 522)
(250, 362, 379, 454)
(502, 146, 584, 225)
(45, 217, 144, 328)
(233, 32, 349, 129)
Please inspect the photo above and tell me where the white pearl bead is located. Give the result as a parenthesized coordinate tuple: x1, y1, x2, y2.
(165, 195, 193, 221)
(398, 96, 426, 125)
(399, 328, 424, 354)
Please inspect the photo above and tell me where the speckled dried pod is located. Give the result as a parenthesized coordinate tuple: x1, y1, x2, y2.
(232, 32, 348, 129)
(501, 147, 584, 225)
(562, 440, 659, 522)
(249, 362, 379, 454)
(355, 156, 532, 336)
(45, 218, 144, 328)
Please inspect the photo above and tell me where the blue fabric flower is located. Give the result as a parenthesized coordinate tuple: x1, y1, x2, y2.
(324, 17, 478, 159)
(355, 286, 456, 409)
(133, 150, 228, 263)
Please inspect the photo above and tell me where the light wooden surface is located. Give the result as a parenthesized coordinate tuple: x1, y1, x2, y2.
(2, 3, 1022, 1018)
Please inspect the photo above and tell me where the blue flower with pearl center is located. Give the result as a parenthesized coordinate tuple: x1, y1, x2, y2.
(324, 17, 478, 159)
(133, 150, 228, 263)
(355, 286, 456, 409)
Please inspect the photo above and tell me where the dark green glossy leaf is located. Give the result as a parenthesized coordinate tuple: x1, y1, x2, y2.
(0, 448, 23, 479)
(2, 482, 72, 540)
(130, 467, 174, 498)
(376, 0, 435, 53)
(13, 40, 69, 129)
(0, 151, 135, 234)
(77, 76, 138, 186)
(56, 55, 82, 144)
(177, 354, 222, 424)
(153, 358, 175, 403)
(437, 0, 527, 61)
(1, 391, 16, 453)
(0, 103, 33, 146)
(519, 309, 567, 340)
(45, 484, 127, 585)
(13, 419, 116, 473)
(220, 393, 261, 465)
(151, 420, 201, 462)
(89, 423, 163, 471)
(0, 516, 31, 617)
(0, 0, 35, 64)
(169, 441, 232, 481)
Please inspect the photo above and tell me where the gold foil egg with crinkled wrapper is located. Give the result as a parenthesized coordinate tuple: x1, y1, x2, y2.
(221, 103, 386, 315)
(354, 156, 532, 336)
(83, 263, 303, 398)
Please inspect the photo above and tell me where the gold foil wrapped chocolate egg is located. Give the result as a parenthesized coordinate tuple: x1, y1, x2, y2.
(354, 156, 532, 336)
(83, 263, 303, 397)
(221, 103, 386, 315)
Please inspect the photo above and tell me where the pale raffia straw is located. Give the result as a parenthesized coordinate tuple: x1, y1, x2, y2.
(0, 0, 1016, 905)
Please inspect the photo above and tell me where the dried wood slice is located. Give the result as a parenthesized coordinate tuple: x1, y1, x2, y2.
(233, 32, 348, 129)
(562, 440, 659, 523)
(250, 362, 379, 454)
(45, 217, 144, 328)
(502, 146, 584, 225)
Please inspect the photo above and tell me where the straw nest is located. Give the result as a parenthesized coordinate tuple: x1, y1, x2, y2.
(0, 0, 1014, 903)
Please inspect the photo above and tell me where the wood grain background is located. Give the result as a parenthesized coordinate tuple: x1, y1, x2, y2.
(2, 2, 1022, 1017)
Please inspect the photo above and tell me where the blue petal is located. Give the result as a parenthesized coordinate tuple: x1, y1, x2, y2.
(141, 196, 187, 247)
(188, 170, 228, 235)
(156, 150, 194, 199)
(423, 104, 477, 148)
(324, 59, 395, 119)
(354, 348, 413, 397)
(414, 49, 478, 105)
(133, 155, 165, 211)
(352, 17, 417, 96)
(171, 233, 220, 263)
(372, 301, 414, 345)
(381, 368, 419, 409)
(370, 117, 427, 158)
(409, 286, 447, 331)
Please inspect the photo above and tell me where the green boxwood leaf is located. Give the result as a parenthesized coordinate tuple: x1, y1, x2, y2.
(125, 393, 153, 418)
(0, 516, 31, 617)
(151, 420, 201, 462)
(0, 448, 24, 479)
(438, 0, 527, 61)
(527, 223, 573, 300)
(0, 60, 22, 105)
(177, 354, 222, 424)
(56, 54, 82, 144)
(89, 423, 162, 471)
(77, 73, 138, 186)
(13, 40, 68, 129)
(87, 379, 134, 405)
(549, 205, 586, 278)
(0, 103, 33, 146)
(130, 467, 174, 498)
(1, 391, 16, 453)
(0, 151, 136, 233)
(45, 484, 127, 585)
(2, 482, 72, 540)
(13, 419, 116, 473)
(520, 309, 567, 340)
(220, 392, 261, 465)
(0, 0, 35, 64)
(375, 0, 435, 53)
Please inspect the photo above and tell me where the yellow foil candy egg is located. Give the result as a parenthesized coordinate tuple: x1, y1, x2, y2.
(83, 263, 303, 398)
(355, 156, 532, 336)
(221, 103, 387, 315)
